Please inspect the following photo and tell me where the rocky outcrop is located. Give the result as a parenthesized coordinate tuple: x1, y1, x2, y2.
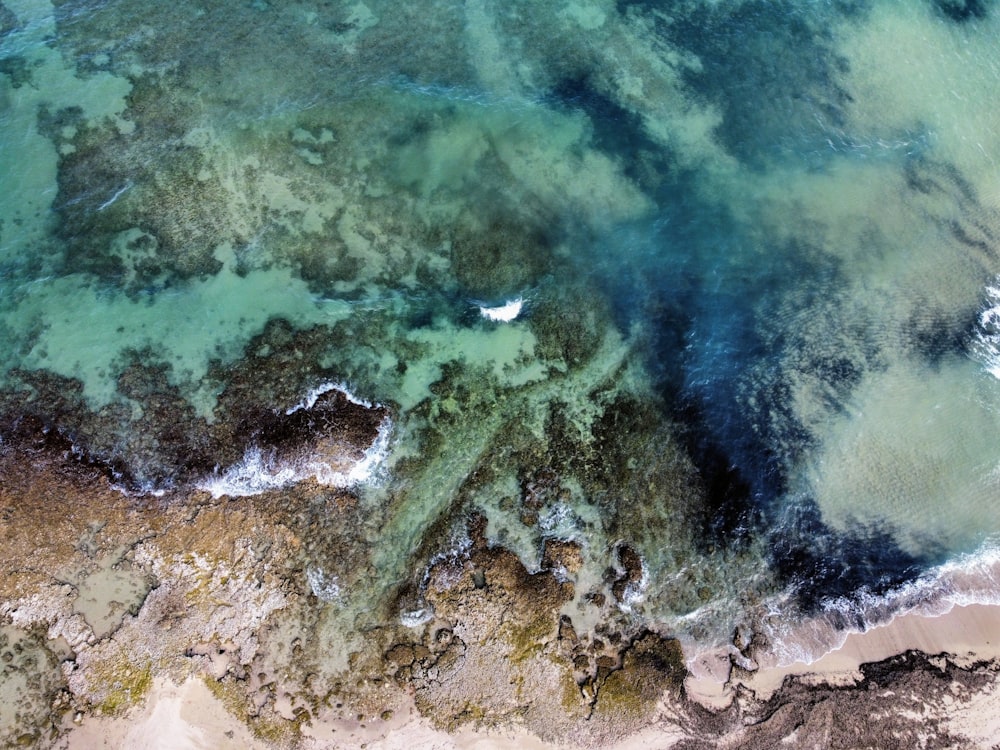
(0, 365, 388, 497)
(381, 515, 688, 744)
(1, 399, 999, 750)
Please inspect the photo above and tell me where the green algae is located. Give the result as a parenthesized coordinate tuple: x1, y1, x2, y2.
(94, 660, 152, 715)
(202, 677, 253, 723)
(0, 0, 131, 274)
(16, 247, 348, 414)
(592, 634, 685, 720)
(506, 613, 560, 665)
(203, 676, 301, 745)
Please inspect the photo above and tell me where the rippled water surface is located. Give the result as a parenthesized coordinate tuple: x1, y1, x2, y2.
(5, 0, 1000, 658)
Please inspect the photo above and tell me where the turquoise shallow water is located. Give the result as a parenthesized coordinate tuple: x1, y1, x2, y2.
(5, 0, 1000, 656)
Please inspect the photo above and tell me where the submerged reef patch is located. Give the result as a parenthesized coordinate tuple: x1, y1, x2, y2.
(669, 0, 854, 169)
(0, 324, 390, 494)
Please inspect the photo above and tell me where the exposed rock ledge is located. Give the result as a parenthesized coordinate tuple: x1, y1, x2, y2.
(1, 411, 999, 749)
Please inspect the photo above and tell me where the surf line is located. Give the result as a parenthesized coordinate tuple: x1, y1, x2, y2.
(97, 181, 133, 212)
(478, 297, 524, 322)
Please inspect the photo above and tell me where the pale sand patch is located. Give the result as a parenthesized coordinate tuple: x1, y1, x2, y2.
(60, 676, 688, 750)
(684, 647, 740, 710)
(60, 678, 268, 750)
(944, 671, 1000, 747)
(318, 716, 687, 750)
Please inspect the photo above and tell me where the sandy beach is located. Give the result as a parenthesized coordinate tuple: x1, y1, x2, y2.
(745, 603, 1000, 695)
(685, 602, 1000, 747)
(59, 676, 673, 750)
(687, 602, 1000, 702)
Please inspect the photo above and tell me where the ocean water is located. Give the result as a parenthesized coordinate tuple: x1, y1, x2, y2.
(5, 0, 1000, 666)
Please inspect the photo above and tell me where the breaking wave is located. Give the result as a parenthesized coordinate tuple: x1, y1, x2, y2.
(199, 385, 393, 499)
(756, 537, 1000, 668)
(972, 279, 1000, 380)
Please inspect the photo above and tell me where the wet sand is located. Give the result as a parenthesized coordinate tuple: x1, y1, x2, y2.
(745, 603, 1000, 696)
(686, 602, 1000, 746)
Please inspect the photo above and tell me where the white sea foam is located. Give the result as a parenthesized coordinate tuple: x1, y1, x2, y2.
(478, 297, 524, 322)
(198, 447, 299, 498)
(285, 380, 375, 413)
(111, 481, 169, 499)
(608, 542, 651, 614)
(306, 567, 342, 602)
(96, 180, 132, 212)
(311, 415, 393, 488)
(756, 539, 1000, 669)
(972, 281, 1000, 379)
(619, 556, 651, 613)
(400, 607, 435, 628)
(200, 384, 392, 499)
(108, 469, 173, 498)
(538, 502, 580, 540)
(419, 532, 473, 592)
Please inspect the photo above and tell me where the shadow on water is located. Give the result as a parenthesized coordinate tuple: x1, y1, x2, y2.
(576, 186, 936, 613)
(587, 198, 784, 549)
(664, 0, 860, 170)
(770, 500, 937, 614)
(546, 74, 672, 193)
(543, 32, 791, 545)
(934, 0, 989, 22)
(539, 0, 962, 614)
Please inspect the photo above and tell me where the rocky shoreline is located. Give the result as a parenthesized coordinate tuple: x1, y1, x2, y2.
(1, 397, 998, 749)
(6, 1, 1000, 746)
